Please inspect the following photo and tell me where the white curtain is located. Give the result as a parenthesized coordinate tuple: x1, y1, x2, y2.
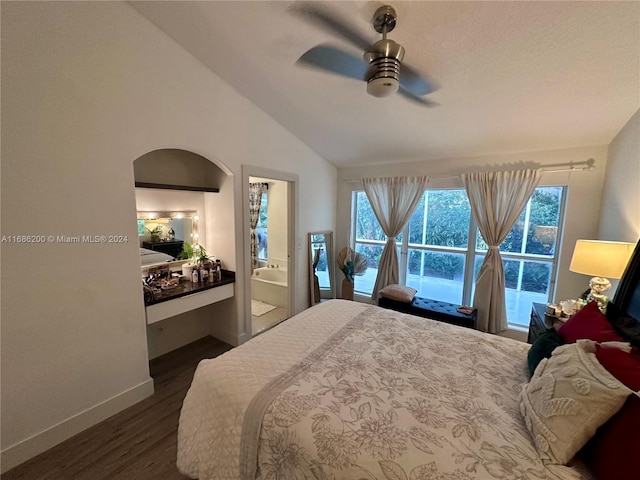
(363, 176, 429, 299)
(462, 169, 542, 333)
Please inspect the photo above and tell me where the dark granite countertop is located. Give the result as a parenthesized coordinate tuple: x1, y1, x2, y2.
(144, 270, 235, 306)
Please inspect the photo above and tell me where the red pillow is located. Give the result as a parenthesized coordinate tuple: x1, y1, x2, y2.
(595, 345, 640, 390)
(587, 395, 640, 480)
(557, 301, 624, 343)
(585, 344, 640, 479)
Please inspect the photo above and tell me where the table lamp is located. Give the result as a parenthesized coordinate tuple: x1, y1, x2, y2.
(569, 240, 634, 312)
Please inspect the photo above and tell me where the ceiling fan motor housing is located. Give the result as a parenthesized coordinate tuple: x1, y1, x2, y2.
(364, 39, 405, 97)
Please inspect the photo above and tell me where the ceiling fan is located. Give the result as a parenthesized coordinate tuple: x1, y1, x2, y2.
(293, 3, 438, 105)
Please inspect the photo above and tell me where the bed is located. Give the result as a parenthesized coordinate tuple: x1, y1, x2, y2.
(139, 247, 174, 267)
(177, 240, 640, 480)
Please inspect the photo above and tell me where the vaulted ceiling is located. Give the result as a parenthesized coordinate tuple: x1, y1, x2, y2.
(131, 1, 640, 167)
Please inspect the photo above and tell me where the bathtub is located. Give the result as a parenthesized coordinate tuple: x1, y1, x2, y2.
(251, 267, 287, 308)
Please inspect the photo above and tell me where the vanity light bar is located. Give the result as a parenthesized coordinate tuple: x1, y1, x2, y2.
(137, 211, 198, 220)
(192, 216, 199, 245)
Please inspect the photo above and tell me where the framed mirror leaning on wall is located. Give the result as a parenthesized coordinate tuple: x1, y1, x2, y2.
(309, 231, 335, 305)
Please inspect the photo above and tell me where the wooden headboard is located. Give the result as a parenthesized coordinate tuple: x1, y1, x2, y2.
(607, 239, 640, 346)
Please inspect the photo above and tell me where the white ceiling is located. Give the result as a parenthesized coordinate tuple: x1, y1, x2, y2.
(130, 1, 640, 168)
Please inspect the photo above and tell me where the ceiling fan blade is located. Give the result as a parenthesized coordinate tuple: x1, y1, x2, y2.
(398, 86, 439, 107)
(289, 3, 371, 51)
(399, 63, 439, 96)
(297, 45, 368, 81)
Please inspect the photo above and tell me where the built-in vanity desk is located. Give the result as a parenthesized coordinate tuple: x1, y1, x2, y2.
(144, 270, 235, 324)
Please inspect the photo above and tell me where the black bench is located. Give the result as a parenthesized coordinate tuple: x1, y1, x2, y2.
(378, 296, 477, 329)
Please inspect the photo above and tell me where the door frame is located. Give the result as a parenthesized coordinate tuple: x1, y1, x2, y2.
(242, 165, 298, 337)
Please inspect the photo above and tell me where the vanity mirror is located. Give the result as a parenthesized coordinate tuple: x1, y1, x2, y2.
(137, 211, 198, 260)
(309, 231, 335, 305)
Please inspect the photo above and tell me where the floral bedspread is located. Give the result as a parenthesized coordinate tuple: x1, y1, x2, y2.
(243, 306, 588, 480)
(177, 300, 589, 480)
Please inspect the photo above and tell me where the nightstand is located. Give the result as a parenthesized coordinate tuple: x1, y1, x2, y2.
(528, 302, 565, 344)
(142, 240, 184, 258)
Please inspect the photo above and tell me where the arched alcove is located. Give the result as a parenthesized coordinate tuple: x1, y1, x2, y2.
(133, 148, 227, 191)
(132, 148, 237, 359)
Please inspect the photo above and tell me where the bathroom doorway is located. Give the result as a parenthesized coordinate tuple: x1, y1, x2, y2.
(242, 166, 297, 337)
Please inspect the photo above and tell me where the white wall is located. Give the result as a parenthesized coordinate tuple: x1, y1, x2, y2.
(598, 109, 640, 243)
(203, 174, 241, 345)
(337, 145, 609, 308)
(0, 1, 336, 471)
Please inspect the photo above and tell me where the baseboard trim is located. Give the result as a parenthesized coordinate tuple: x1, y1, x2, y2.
(1, 378, 154, 473)
(237, 331, 252, 345)
(211, 328, 243, 347)
(499, 327, 528, 343)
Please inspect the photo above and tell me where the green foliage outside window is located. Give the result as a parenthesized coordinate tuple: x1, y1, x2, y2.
(257, 192, 268, 260)
(355, 191, 386, 242)
(476, 187, 561, 255)
(257, 192, 268, 227)
(408, 190, 470, 248)
(408, 250, 465, 281)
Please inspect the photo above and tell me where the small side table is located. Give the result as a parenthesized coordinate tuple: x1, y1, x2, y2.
(528, 302, 565, 344)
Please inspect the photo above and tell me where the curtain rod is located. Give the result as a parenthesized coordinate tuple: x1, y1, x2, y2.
(342, 158, 595, 183)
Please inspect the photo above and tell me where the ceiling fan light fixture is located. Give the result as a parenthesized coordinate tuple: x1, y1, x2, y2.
(363, 28, 404, 98)
(367, 75, 399, 97)
(294, 3, 437, 103)
(366, 56, 400, 97)
(364, 39, 405, 63)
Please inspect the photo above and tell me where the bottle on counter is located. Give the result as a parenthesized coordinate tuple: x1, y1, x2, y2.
(191, 267, 199, 283)
(215, 259, 222, 282)
(202, 268, 209, 283)
(209, 268, 215, 283)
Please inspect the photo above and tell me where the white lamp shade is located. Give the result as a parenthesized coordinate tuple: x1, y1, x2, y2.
(569, 240, 634, 279)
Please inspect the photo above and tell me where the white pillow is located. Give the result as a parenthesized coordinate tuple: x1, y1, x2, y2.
(519, 339, 631, 465)
(379, 284, 417, 303)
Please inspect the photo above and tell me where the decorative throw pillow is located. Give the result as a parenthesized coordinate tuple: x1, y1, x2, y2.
(584, 345, 640, 479)
(519, 340, 631, 465)
(595, 344, 640, 390)
(527, 329, 564, 377)
(557, 301, 624, 344)
(379, 284, 417, 303)
(587, 395, 640, 480)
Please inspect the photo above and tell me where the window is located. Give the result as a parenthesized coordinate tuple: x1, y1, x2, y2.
(351, 186, 566, 327)
(473, 186, 564, 326)
(353, 191, 388, 294)
(257, 191, 268, 261)
(406, 190, 471, 304)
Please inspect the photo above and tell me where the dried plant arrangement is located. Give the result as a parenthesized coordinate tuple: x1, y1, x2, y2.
(337, 247, 367, 283)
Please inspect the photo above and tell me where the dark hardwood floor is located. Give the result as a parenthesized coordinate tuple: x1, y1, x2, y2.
(2, 336, 233, 480)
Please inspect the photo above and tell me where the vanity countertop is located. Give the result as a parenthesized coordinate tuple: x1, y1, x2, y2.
(144, 270, 235, 306)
